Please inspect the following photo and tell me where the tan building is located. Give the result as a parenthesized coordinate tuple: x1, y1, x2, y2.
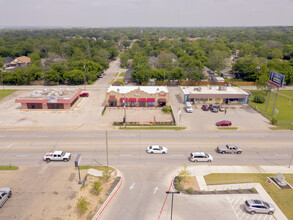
(9, 56, 31, 67)
(106, 86, 169, 107)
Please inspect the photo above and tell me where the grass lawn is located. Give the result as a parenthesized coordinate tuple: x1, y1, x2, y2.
(119, 72, 126, 77)
(0, 90, 16, 99)
(78, 165, 115, 172)
(249, 90, 293, 129)
(217, 127, 238, 130)
(205, 173, 293, 219)
(0, 166, 19, 170)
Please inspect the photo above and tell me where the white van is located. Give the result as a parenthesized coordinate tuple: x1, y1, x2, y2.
(186, 102, 193, 113)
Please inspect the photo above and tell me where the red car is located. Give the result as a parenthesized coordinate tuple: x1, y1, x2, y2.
(201, 105, 209, 111)
(80, 92, 89, 97)
(216, 120, 232, 126)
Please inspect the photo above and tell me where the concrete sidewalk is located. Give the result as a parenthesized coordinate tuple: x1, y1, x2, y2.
(172, 165, 293, 220)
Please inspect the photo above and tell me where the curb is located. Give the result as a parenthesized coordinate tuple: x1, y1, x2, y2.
(92, 176, 123, 220)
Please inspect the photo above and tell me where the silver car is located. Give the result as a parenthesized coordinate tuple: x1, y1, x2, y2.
(0, 187, 12, 208)
(244, 200, 275, 215)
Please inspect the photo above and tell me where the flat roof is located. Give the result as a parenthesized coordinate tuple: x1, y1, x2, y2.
(181, 86, 249, 96)
(107, 86, 168, 94)
(16, 88, 79, 100)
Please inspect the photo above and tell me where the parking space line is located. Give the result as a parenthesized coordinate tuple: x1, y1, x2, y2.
(227, 196, 240, 220)
(232, 196, 242, 210)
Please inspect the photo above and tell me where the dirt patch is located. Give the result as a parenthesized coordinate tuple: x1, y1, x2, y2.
(181, 176, 200, 191)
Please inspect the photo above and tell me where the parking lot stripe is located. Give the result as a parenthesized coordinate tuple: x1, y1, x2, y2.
(227, 196, 240, 220)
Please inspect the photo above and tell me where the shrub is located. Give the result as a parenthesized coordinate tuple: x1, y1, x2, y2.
(174, 182, 184, 192)
(214, 189, 218, 194)
(162, 106, 172, 113)
(226, 189, 230, 193)
(102, 170, 112, 181)
(253, 94, 265, 103)
(91, 180, 103, 195)
(187, 187, 194, 194)
(238, 188, 243, 193)
(271, 117, 278, 125)
(250, 187, 257, 193)
(76, 197, 90, 214)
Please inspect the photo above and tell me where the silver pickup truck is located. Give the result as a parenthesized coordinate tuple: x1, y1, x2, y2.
(217, 144, 242, 154)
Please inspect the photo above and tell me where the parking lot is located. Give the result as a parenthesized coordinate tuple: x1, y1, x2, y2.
(168, 194, 275, 220)
(168, 87, 272, 131)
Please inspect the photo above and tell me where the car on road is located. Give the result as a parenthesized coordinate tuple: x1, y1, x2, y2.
(244, 199, 275, 215)
(217, 144, 242, 154)
(0, 187, 12, 208)
(190, 152, 213, 162)
(146, 145, 168, 154)
(216, 120, 232, 126)
(79, 92, 89, 97)
(201, 105, 209, 111)
(43, 151, 71, 162)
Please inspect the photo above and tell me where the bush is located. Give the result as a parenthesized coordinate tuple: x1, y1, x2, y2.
(271, 117, 278, 125)
(214, 189, 218, 194)
(200, 190, 206, 194)
(102, 170, 112, 181)
(174, 182, 184, 192)
(91, 180, 103, 195)
(238, 188, 243, 193)
(226, 189, 230, 193)
(253, 94, 265, 103)
(76, 197, 90, 214)
(162, 106, 172, 113)
(250, 187, 257, 193)
(187, 187, 194, 194)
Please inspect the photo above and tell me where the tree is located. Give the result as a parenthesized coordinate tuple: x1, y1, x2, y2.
(44, 69, 62, 83)
(207, 50, 227, 71)
(132, 53, 148, 67)
(170, 67, 185, 81)
(157, 52, 176, 70)
(25, 64, 43, 81)
(178, 164, 191, 183)
(131, 65, 151, 84)
(63, 69, 84, 85)
(120, 52, 130, 67)
(29, 53, 41, 66)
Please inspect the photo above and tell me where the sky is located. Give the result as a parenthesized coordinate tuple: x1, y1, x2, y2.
(1, 0, 293, 27)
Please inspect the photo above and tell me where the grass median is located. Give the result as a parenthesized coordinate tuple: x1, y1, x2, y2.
(205, 173, 293, 219)
(217, 127, 238, 130)
(0, 90, 16, 99)
(0, 166, 19, 170)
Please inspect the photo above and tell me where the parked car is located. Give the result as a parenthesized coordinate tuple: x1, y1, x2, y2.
(244, 200, 275, 215)
(218, 105, 225, 112)
(80, 92, 89, 97)
(209, 104, 219, 113)
(217, 144, 242, 154)
(201, 105, 209, 111)
(0, 187, 12, 208)
(190, 152, 213, 162)
(146, 145, 168, 154)
(216, 120, 232, 126)
(186, 102, 193, 113)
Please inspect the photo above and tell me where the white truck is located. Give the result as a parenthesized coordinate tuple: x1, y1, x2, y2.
(217, 144, 242, 154)
(43, 151, 71, 162)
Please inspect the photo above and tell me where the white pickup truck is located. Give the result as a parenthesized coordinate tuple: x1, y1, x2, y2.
(217, 144, 242, 154)
(43, 151, 71, 162)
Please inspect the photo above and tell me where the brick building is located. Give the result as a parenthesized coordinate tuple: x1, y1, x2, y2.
(106, 86, 169, 107)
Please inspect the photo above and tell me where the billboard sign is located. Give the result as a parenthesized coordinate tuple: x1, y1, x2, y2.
(268, 72, 285, 88)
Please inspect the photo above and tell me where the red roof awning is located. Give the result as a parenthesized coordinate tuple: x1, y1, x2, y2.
(120, 98, 128, 102)
(138, 98, 146, 102)
(147, 98, 155, 102)
(129, 98, 136, 102)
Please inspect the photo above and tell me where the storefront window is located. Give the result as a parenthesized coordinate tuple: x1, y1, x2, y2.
(129, 102, 136, 107)
(147, 102, 155, 107)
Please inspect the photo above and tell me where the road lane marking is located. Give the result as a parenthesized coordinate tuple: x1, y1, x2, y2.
(120, 154, 132, 156)
(15, 155, 29, 157)
(129, 182, 135, 190)
(170, 155, 185, 157)
(154, 186, 158, 194)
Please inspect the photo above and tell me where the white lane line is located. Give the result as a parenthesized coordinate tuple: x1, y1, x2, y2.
(120, 154, 132, 157)
(129, 182, 135, 190)
(16, 155, 29, 157)
(37, 136, 49, 137)
(170, 155, 185, 157)
(233, 197, 242, 209)
(154, 186, 158, 194)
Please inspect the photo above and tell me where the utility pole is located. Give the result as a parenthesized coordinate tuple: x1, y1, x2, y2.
(106, 131, 109, 167)
(166, 191, 180, 220)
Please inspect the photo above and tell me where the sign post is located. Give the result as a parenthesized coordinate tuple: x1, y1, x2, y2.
(75, 154, 82, 184)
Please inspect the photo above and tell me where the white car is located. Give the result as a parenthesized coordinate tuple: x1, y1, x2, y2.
(0, 187, 12, 208)
(147, 145, 168, 154)
(186, 102, 193, 113)
(190, 152, 213, 162)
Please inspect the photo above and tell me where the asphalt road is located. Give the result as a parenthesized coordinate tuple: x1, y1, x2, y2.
(0, 130, 292, 220)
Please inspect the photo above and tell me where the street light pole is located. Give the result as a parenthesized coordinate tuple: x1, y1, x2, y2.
(166, 191, 180, 220)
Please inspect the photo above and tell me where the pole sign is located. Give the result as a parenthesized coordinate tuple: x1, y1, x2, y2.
(75, 154, 81, 168)
(268, 72, 285, 88)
